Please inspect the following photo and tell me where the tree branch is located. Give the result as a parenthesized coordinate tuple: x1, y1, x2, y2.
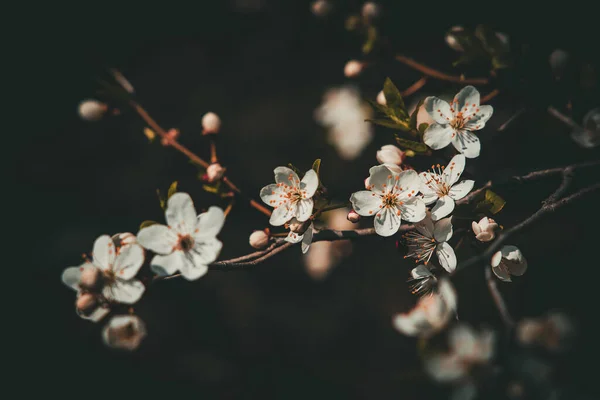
(485, 266, 514, 328)
(394, 55, 489, 85)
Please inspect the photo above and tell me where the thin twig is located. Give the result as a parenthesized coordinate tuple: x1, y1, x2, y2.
(400, 76, 428, 97)
(548, 106, 579, 129)
(394, 55, 489, 85)
(485, 266, 514, 328)
(481, 89, 500, 104)
(498, 108, 525, 131)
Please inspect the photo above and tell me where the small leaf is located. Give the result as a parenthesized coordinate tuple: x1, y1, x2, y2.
(139, 220, 158, 230)
(366, 118, 410, 131)
(156, 189, 166, 211)
(312, 159, 321, 176)
(475, 190, 506, 214)
(167, 181, 178, 199)
(418, 123, 429, 134)
(203, 184, 219, 194)
(383, 77, 407, 118)
(395, 136, 430, 153)
(362, 26, 378, 55)
(143, 127, 156, 142)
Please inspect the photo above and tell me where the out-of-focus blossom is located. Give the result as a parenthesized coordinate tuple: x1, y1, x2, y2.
(376, 145, 405, 166)
(259, 167, 318, 226)
(249, 230, 270, 249)
(303, 208, 354, 279)
(202, 112, 221, 135)
(315, 86, 374, 160)
(490, 245, 527, 282)
(393, 278, 457, 337)
(404, 214, 456, 272)
(347, 209, 361, 223)
(112, 232, 136, 247)
(344, 60, 364, 78)
(420, 154, 474, 220)
(311, 0, 331, 16)
(376, 90, 386, 105)
(408, 265, 437, 296)
(285, 218, 314, 254)
(445, 26, 465, 52)
(471, 217, 498, 242)
(161, 128, 180, 146)
(78, 99, 107, 121)
(549, 49, 569, 79)
(361, 2, 380, 20)
(423, 86, 493, 158)
(206, 163, 226, 182)
(571, 108, 600, 148)
(517, 312, 574, 352)
(425, 324, 495, 382)
(351, 165, 426, 237)
(102, 315, 147, 351)
(137, 193, 225, 280)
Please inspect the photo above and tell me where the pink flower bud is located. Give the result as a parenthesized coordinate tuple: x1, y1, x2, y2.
(376, 145, 405, 166)
(76, 293, 99, 316)
(79, 268, 104, 292)
(102, 315, 147, 351)
(347, 210, 361, 223)
(361, 2, 380, 19)
(445, 26, 465, 52)
(206, 163, 225, 182)
(202, 112, 221, 135)
(249, 230, 270, 249)
(471, 217, 499, 242)
(161, 128, 180, 146)
(78, 99, 108, 121)
(311, 0, 331, 16)
(376, 90, 386, 106)
(344, 60, 364, 78)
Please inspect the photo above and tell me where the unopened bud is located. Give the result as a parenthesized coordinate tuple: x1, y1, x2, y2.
(376, 145, 405, 166)
(79, 267, 104, 292)
(102, 315, 147, 351)
(344, 60, 364, 78)
(206, 163, 225, 182)
(289, 219, 309, 234)
(161, 128, 180, 146)
(311, 0, 331, 17)
(76, 293, 99, 316)
(249, 230, 270, 249)
(445, 26, 464, 52)
(347, 210, 361, 223)
(202, 112, 221, 135)
(78, 99, 108, 121)
(361, 2, 380, 20)
(376, 90, 386, 106)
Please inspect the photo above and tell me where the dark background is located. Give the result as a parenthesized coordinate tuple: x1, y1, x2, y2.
(12, 2, 600, 398)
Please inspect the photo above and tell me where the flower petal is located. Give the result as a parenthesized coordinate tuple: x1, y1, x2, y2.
(150, 252, 184, 276)
(195, 206, 225, 239)
(93, 235, 115, 271)
(411, 264, 434, 279)
(396, 169, 421, 196)
(436, 242, 457, 273)
(492, 264, 512, 282)
(442, 154, 466, 186)
(424, 96, 453, 124)
(431, 196, 455, 221)
(464, 105, 493, 130)
(274, 166, 300, 187)
(260, 183, 283, 207)
(269, 203, 295, 226)
(393, 311, 428, 336)
(399, 197, 426, 223)
(373, 207, 402, 237)
(415, 214, 434, 238)
(449, 180, 474, 201)
(350, 190, 382, 217)
(300, 169, 319, 198)
(423, 124, 453, 150)
(192, 237, 223, 265)
(295, 198, 314, 222)
(449, 324, 478, 357)
(433, 216, 453, 242)
(62, 263, 93, 291)
(301, 225, 314, 254)
(453, 85, 480, 112)
(79, 306, 110, 323)
(452, 131, 481, 158)
(285, 231, 304, 244)
(424, 353, 467, 383)
(367, 164, 397, 194)
(137, 224, 178, 254)
(104, 279, 145, 304)
(472, 221, 482, 235)
(165, 192, 198, 235)
(112, 244, 145, 280)
(179, 252, 209, 281)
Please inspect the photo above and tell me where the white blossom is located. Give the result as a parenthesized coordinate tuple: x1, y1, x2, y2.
(408, 265, 437, 296)
(404, 214, 457, 273)
(376, 145, 405, 166)
(393, 278, 457, 337)
(285, 218, 314, 254)
(549, 49, 569, 79)
(249, 230, 270, 249)
(361, 2, 380, 19)
(420, 154, 474, 220)
(351, 165, 426, 237)
(311, 0, 331, 16)
(102, 315, 147, 351)
(78, 99, 107, 121)
(344, 60, 364, 77)
(516, 312, 574, 352)
(376, 90, 386, 105)
(471, 217, 498, 242)
(490, 245, 527, 282)
(206, 163, 225, 182)
(202, 112, 221, 134)
(571, 108, 600, 149)
(423, 86, 493, 158)
(137, 193, 225, 280)
(445, 26, 465, 52)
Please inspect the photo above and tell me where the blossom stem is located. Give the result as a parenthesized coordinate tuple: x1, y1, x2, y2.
(480, 89, 500, 103)
(394, 55, 489, 85)
(209, 139, 218, 164)
(313, 203, 349, 217)
(485, 265, 514, 328)
(400, 76, 428, 97)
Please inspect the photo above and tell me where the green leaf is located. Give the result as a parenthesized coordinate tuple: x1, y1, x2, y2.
(418, 123, 429, 135)
(156, 189, 166, 210)
(311, 159, 321, 176)
(167, 181, 178, 199)
(366, 118, 410, 130)
(203, 180, 222, 195)
(394, 136, 430, 153)
(383, 77, 407, 119)
(475, 190, 506, 214)
(362, 26, 378, 55)
(139, 220, 158, 230)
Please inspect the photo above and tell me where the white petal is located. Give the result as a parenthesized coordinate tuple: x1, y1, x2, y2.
(102, 315, 147, 351)
(436, 242, 457, 273)
(367, 164, 397, 194)
(104, 279, 145, 304)
(300, 169, 319, 198)
(424, 96, 453, 124)
(112, 244, 145, 280)
(393, 311, 428, 336)
(415, 214, 434, 238)
(274, 166, 300, 187)
(396, 169, 421, 195)
(61, 263, 93, 291)
(399, 197, 426, 223)
(150, 252, 184, 276)
(437, 278, 457, 311)
(269, 204, 295, 226)
(464, 105, 493, 130)
(179, 252, 209, 281)
(192, 237, 223, 265)
(449, 324, 478, 357)
(80, 306, 110, 323)
(373, 207, 402, 237)
(421, 192, 439, 205)
(453, 85, 480, 112)
(433, 216, 453, 242)
(424, 353, 467, 382)
(472, 221, 482, 235)
(452, 131, 481, 158)
(492, 264, 512, 282)
(195, 206, 225, 239)
(165, 192, 198, 235)
(423, 124, 453, 150)
(350, 190, 382, 217)
(301, 225, 314, 254)
(411, 265, 434, 279)
(449, 180, 475, 200)
(431, 196, 455, 221)
(93, 235, 115, 271)
(260, 183, 283, 207)
(137, 224, 178, 254)
(442, 154, 466, 186)
(295, 198, 314, 222)
(285, 231, 304, 244)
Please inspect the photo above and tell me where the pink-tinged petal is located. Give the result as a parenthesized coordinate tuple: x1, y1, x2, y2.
(464, 105, 493, 131)
(472, 221, 482, 235)
(431, 196, 455, 221)
(373, 207, 402, 237)
(285, 231, 304, 244)
(104, 279, 145, 304)
(274, 166, 300, 187)
(112, 244, 145, 280)
(93, 235, 116, 271)
(442, 154, 466, 186)
(452, 131, 481, 158)
(350, 190, 382, 217)
(433, 217, 453, 242)
(165, 192, 198, 235)
(150, 252, 184, 276)
(453, 85, 480, 113)
(399, 197, 426, 223)
(424, 96, 453, 124)
(269, 203, 295, 226)
(300, 169, 319, 198)
(295, 198, 314, 222)
(415, 214, 434, 238)
(301, 226, 314, 254)
(436, 242, 457, 273)
(260, 183, 283, 207)
(449, 180, 475, 200)
(137, 224, 178, 254)
(195, 206, 225, 239)
(192, 238, 223, 265)
(62, 262, 94, 291)
(423, 124, 454, 150)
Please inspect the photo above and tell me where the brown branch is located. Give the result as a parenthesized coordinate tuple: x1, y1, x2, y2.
(400, 76, 428, 97)
(548, 106, 579, 129)
(394, 55, 489, 85)
(485, 266, 514, 328)
(480, 89, 500, 104)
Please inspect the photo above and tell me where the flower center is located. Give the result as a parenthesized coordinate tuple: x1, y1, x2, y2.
(451, 112, 467, 130)
(424, 165, 450, 197)
(403, 231, 437, 265)
(381, 192, 399, 208)
(178, 234, 195, 252)
(285, 188, 305, 203)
